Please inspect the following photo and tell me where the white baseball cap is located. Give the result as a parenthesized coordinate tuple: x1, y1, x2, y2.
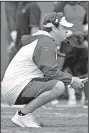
(43, 12, 74, 28)
(60, 17, 74, 27)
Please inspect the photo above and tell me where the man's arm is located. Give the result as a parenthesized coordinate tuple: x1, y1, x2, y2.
(5, 2, 17, 42)
(33, 36, 84, 89)
(33, 37, 72, 86)
(5, 2, 17, 32)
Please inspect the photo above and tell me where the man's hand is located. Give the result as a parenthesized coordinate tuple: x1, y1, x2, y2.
(11, 31, 17, 43)
(7, 42, 16, 54)
(71, 77, 84, 89)
(31, 27, 39, 34)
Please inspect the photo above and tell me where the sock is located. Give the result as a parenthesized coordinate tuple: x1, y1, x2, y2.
(18, 110, 26, 116)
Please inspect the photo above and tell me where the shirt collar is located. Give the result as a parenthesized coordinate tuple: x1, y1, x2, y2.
(32, 30, 52, 38)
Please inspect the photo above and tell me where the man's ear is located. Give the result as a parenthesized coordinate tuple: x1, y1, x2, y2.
(52, 26, 58, 32)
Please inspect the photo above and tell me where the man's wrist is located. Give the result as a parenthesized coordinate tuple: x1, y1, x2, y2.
(70, 77, 73, 85)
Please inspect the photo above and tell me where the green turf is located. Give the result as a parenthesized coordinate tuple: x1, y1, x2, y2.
(1, 101, 88, 133)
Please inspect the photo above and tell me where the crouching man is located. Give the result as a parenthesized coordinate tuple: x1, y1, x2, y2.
(1, 12, 84, 128)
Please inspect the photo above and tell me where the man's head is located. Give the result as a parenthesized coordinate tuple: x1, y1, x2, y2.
(43, 12, 74, 43)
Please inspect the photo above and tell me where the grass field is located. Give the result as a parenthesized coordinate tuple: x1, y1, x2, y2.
(1, 101, 88, 133)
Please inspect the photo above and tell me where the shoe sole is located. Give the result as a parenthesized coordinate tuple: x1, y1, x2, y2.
(11, 117, 25, 127)
(11, 117, 41, 128)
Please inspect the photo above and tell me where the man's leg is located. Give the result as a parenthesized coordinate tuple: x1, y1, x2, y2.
(51, 54, 66, 106)
(67, 86, 77, 106)
(20, 81, 65, 114)
(83, 81, 88, 108)
(12, 80, 65, 127)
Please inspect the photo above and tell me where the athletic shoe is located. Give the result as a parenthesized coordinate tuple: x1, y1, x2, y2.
(11, 110, 41, 128)
(67, 86, 77, 106)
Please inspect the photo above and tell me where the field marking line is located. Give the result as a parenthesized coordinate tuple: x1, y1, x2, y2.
(1, 129, 33, 133)
(1, 112, 88, 118)
(1, 104, 26, 108)
(16, 131, 33, 133)
(1, 130, 13, 133)
(1, 103, 83, 108)
(1, 112, 14, 114)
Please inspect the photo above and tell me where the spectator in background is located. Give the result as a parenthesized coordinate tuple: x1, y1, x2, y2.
(53, 1, 88, 106)
(5, 1, 41, 63)
(53, 1, 88, 76)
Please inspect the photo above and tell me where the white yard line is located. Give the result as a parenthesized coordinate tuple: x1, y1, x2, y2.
(36, 113, 88, 118)
(1, 130, 33, 133)
(1, 112, 88, 118)
(1, 103, 82, 108)
(1, 104, 25, 108)
(1, 130, 13, 133)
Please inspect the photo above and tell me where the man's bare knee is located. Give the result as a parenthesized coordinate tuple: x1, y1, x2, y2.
(54, 81, 65, 96)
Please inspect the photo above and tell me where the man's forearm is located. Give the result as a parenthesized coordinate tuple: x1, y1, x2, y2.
(40, 65, 72, 86)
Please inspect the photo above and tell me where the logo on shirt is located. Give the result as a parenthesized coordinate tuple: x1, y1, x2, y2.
(44, 47, 48, 50)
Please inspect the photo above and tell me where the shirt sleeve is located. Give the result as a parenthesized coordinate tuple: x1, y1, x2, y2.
(33, 37, 72, 86)
(53, 2, 67, 13)
(27, 3, 41, 27)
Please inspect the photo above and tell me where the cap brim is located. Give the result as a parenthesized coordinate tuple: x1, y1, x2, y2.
(60, 17, 74, 27)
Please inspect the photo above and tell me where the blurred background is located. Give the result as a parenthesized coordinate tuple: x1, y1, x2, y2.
(1, 1, 54, 80)
(1, 1, 88, 106)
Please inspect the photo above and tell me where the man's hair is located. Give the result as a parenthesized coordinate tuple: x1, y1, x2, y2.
(43, 12, 63, 33)
(43, 23, 59, 33)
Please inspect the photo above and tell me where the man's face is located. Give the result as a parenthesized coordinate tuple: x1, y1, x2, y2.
(55, 25, 68, 41)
